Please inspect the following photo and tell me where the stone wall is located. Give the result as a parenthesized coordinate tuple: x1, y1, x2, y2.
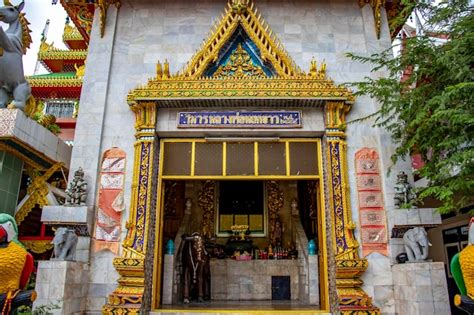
(210, 259, 299, 300)
(34, 261, 89, 315)
(392, 262, 450, 315)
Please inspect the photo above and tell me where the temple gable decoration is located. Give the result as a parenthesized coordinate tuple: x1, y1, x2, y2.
(127, 0, 353, 106)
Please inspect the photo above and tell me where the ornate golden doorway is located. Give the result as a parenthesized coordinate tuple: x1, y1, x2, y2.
(152, 138, 329, 312)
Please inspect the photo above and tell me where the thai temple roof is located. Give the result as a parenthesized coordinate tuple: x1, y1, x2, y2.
(37, 41, 87, 73)
(27, 17, 87, 100)
(63, 23, 87, 50)
(28, 72, 82, 99)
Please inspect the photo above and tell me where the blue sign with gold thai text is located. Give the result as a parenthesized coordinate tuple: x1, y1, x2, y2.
(177, 111, 302, 128)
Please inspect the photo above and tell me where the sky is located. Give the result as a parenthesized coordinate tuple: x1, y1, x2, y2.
(2, 1, 68, 75)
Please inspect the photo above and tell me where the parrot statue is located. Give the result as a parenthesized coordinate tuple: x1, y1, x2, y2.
(451, 217, 474, 314)
(0, 213, 35, 314)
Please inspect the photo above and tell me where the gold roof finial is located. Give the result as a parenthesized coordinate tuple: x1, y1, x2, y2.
(163, 60, 170, 79)
(309, 57, 318, 78)
(231, 0, 249, 14)
(320, 60, 326, 75)
(3, 0, 13, 6)
(156, 61, 163, 79)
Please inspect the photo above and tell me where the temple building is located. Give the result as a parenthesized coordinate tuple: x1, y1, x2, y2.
(27, 18, 88, 145)
(1, 0, 470, 314)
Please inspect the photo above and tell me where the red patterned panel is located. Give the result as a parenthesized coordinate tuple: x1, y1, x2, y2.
(355, 147, 388, 257)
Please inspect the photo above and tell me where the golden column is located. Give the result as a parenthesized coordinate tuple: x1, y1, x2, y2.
(103, 102, 157, 314)
(324, 101, 380, 315)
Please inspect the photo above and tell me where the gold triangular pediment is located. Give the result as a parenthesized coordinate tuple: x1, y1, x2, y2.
(128, 0, 354, 106)
(179, 0, 302, 79)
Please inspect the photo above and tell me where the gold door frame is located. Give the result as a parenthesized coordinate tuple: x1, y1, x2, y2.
(103, 102, 380, 315)
(151, 138, 329, 312)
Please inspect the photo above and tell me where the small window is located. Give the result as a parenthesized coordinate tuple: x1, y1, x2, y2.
(44, 100, 76, 118)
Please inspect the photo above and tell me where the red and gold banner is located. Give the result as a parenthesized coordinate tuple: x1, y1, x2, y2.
(355, 148, 388, 257)
(93, 147, 126, 254)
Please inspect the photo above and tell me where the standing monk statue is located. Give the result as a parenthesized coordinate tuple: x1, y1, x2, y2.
(0, 0, 34, 113)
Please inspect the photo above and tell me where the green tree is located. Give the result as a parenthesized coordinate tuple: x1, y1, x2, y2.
(347, 0, 473, 214)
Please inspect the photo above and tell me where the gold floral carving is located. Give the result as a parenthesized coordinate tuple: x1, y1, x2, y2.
(128, 77, 353, 105)
(266, 181, 283, 245)
(231, 0, 249, 14)
(163, 181, 178, 217)
(130, 102, 156, 137)
(213, 43, 266, 78)
(326, 101, 352, 130)
(15, 163, 64, 226)
(198, 181, 215, 239)
(21, 240, 54, 254)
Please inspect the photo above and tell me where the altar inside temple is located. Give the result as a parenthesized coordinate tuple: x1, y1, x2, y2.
(160, 172, 323, 308)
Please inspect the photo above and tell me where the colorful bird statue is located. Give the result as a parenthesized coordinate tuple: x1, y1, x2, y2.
(0, 213, 35, 314)
(451, 217, 474, 314)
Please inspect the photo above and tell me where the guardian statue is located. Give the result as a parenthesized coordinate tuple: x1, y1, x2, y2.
(0, 1, 33, 112)
(65, 167, 87, 206)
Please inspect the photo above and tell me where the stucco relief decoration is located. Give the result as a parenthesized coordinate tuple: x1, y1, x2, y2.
(93, 147, 126, 254)
(355, 147, 388, 257)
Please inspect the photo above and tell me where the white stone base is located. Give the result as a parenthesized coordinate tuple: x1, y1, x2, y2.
(33, 260, 89, 315)
(210, 259, 300, 300)
(162, 255, 174, 304)
(41, 205, 89, 225)
(392, 262, 450, 315)
(308, 256, 319, 305)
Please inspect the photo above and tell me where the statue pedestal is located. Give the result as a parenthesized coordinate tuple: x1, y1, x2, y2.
(162, 254, 174, 304)
(41, 205, 89, 226)
(41, 205, 91, 262)
(308, 255, 319, 305)
(33, 261, 89, 314)
(392, 262, 450, 315)
(389, 208, 442, 263)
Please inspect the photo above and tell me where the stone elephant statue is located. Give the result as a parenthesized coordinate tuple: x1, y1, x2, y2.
(51, 227, 78, 261)
(403, 227, 431, 262)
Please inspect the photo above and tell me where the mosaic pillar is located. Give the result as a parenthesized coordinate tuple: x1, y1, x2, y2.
(103, 102, 157, 314)
(324, 101, 380, 315)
